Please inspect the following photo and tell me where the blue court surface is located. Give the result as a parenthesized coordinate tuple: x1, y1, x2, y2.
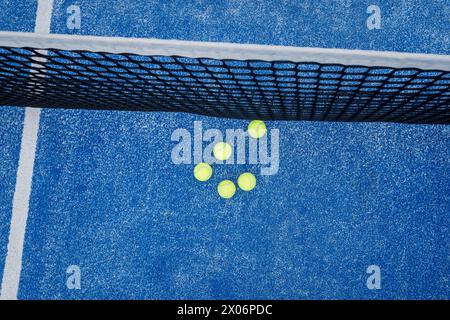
(1, 0, 449, 299)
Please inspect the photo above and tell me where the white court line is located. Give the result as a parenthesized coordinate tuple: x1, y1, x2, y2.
(0, 0, 53, 300)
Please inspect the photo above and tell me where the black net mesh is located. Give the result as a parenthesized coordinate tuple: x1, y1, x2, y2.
(0, 45, 449, 124)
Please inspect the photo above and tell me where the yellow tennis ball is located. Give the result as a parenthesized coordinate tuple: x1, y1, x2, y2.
(217, 180, 236, 199)
(213, 142, 232, 161)
(237, 172, 256, 191)
(193, 162, 212, 182)
(248, 120, 267, 139)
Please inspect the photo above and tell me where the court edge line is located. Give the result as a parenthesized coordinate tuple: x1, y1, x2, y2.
(0, 31, 450, 71)
(0, 0, 53, 300)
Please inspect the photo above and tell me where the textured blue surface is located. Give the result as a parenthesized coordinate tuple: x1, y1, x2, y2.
(0, 107, 24, 290)
(20, 111, 450, 299)
(52, 0, 450, 54)
(0, 0, 449, 299)
(0, 0, 37, 32)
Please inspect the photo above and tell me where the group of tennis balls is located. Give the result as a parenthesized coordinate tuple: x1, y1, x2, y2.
(193, 120, 267, 199)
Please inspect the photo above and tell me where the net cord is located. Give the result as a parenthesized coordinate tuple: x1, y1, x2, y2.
(0, 31, 449, 71)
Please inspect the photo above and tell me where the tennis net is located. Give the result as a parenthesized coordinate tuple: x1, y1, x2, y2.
(0, 32, 449, 124)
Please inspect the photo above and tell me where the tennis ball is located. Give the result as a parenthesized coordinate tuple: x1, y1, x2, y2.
(213, 142, 232, 161)
(194, 162, 212, 182)
(237, 172, 256, 191)
(217, 180, 236, 199)
(248, 120, 267, 139)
